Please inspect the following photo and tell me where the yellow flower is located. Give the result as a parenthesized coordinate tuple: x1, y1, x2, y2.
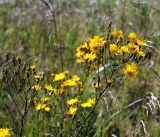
(67, 107, 77, 115)
(127, 43, 139, 54)
(72, 75, 80, 82)
(120, 46, 129, 53)
(81, 98, 96, 108)
(76, 42, 89, 64)
(76, 50, 84, 58)
(0, 128, 10, 137)
(138, 51, 145, 57)
(89, 35, 105, 53)
(107, 79, 113, 85)
(76, 36, 105, 64)
(44, 106, 51, 112)
(67, 98, 79, 105)
(128, 32, 137, 42)
(92, 83, 101, 89)
(44, 84, 57, 95)
(76, 45, 86, 58)
(59, 87, 65, 94)
(124, 63, 138, 77)
(31, 85, 41, 91)
(112, 28, 124, 41)
(62, 75, 80, 87)
(84, 53, 97, 61)
(54, 71, 69, 81)
(35, 102, 43, 111)
(77, 42, 88, 51)
(44, 84, 54, 92)
(76, 59, 85, 63)
(16, 55, 22, 62)
(109, 44, 120, 55)
(87, 98, 96, 104)
(35, 102, 49, 112)
(54, 73, 65, 81)
(63, 79, 77, 87)
(34, 75, 42, 81)
(30, 64, 36, 70)
(41, 97, 50, 102)
(136, 39, 146, 46)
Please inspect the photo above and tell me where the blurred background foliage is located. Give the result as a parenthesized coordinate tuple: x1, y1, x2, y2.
(0, 0, 160, 136)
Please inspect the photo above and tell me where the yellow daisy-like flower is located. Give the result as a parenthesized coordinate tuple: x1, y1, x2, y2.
(76, 50, 84, 58)
(67, 107, 77, 116)
(30, 64, 36, 70)
(34, 75, 42, 81)
(62, 75, 80, 87)
(89, 35, 105, 53)
(127, 43, 139, 54)
(35, 102, 43, 111)
(44, 84, 57, 95)
(92, 83, 101, 89)
(136, 39, 146, 47)
(138, 51, 145, 57)
(67, 98, 79, 105)
(44, 84, 54, 92)
(77, 42, 88, 51)
(44, 106, 51, 112)
(81, 98, 96, 108)
(124, 63, 138, 77)
(72, 75, 80, 82)
(112, 28, 124, 41)
(54, 71, 69, 81)
(80, 42, 88, 49)
(120, 46, 129, 53)
(109, 44, 120, 55)
(128, 32, 137, 42)
(31, 85, 41, 91)
(76, 45, 86, 55)
(0, 128, 10, 137)
(84, 53, 97, 61)
(63, 79, 77, 87)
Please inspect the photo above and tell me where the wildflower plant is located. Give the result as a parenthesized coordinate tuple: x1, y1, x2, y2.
(73, 24, 149, 136)
(1, 0, 160, 136)
(0, 24, 155, 137)
(0, 0, 160, 132)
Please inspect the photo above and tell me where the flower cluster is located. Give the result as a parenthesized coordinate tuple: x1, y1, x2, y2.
(76, 28, 147, 79)
(35, 97, 51, 112)
(31, 69, 84, 112)
(110, 30, 146, 58)
(35, 101, 51, 112)
(76, 35, 106, 70)
(66, 97, 96, 116)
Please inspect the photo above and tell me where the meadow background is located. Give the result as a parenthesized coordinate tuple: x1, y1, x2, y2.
(0, 0, 160, 137)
